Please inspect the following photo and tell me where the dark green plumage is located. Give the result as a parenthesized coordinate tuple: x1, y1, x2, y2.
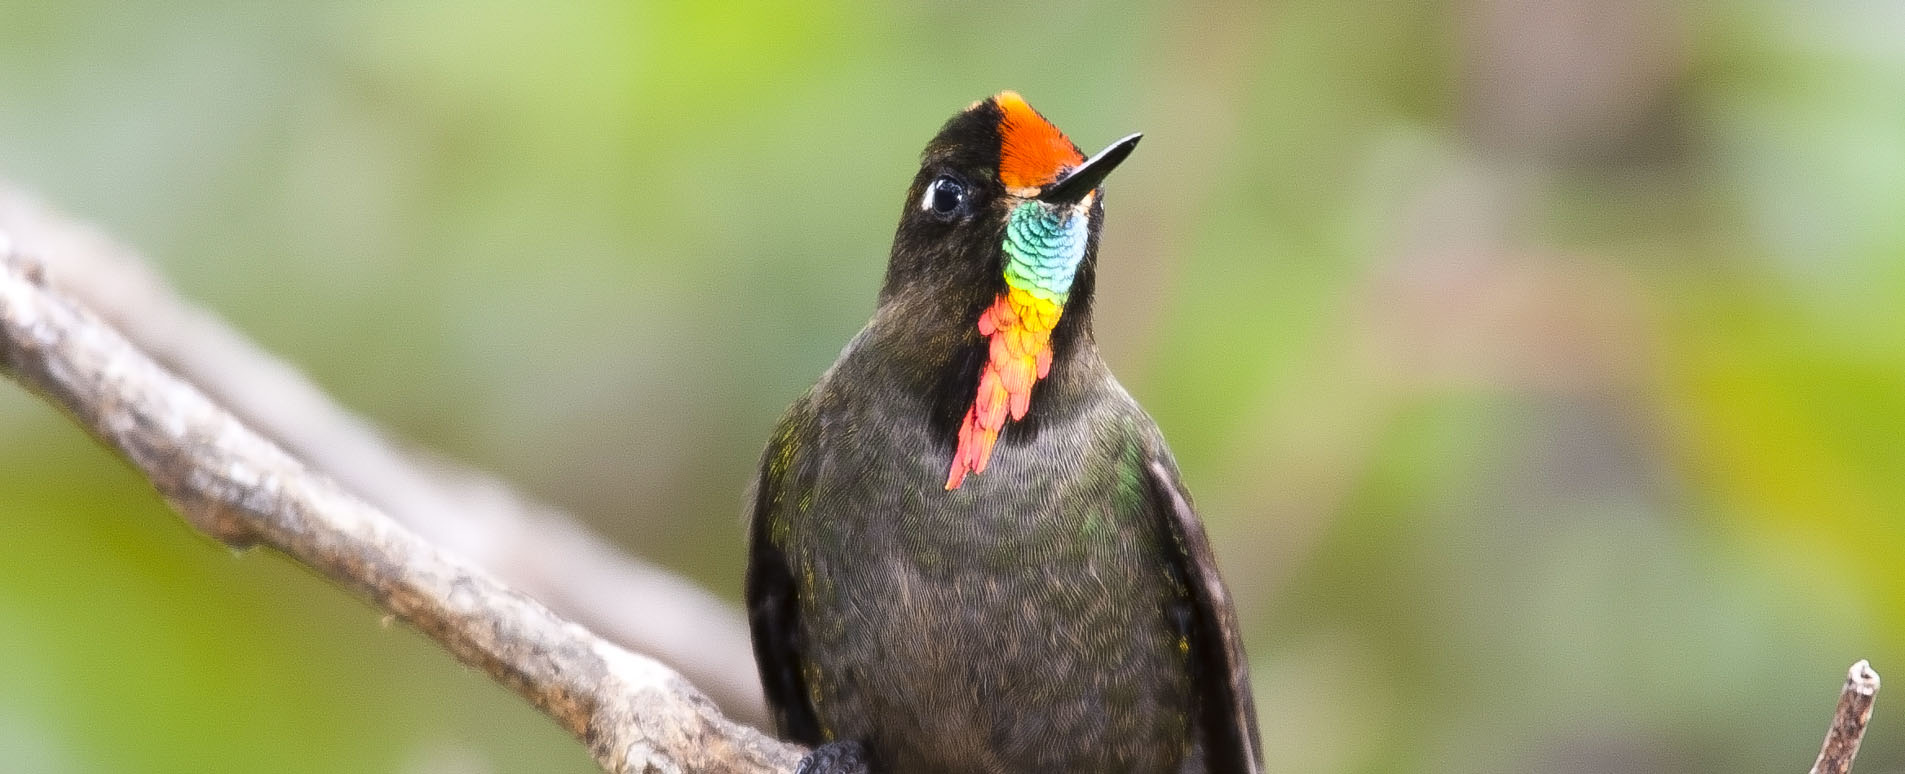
(745, 94, 1261, 774)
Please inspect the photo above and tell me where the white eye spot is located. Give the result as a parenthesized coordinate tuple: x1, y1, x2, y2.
(922, 175, 967, 217)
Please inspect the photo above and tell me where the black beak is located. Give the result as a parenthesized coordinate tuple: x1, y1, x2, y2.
(1038, 132, 1142, 205)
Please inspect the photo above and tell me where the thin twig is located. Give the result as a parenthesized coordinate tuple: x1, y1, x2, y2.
(1810, 660, 1880, 774)
(0, 240, 800, 774)
(0, 185, 765, 724)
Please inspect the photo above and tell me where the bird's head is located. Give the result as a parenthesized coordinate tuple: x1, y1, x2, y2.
(874, 91, 1141, 489)
(881, 91, 1140, 310)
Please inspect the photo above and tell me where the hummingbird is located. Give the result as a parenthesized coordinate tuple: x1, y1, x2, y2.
(745, 92, 1261, 774)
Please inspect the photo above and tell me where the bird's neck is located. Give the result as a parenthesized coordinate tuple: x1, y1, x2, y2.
(851, 276, 1101, 484)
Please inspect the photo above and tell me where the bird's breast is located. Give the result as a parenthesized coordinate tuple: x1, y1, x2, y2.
(781, 388, 1192, 771)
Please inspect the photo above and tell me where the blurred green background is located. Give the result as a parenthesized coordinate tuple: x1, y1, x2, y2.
(2, 1, 1902, 772)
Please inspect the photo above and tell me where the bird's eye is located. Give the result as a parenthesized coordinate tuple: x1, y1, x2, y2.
(923, 175, 967, 218)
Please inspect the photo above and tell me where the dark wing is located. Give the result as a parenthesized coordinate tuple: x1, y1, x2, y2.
(1146, 458, 1264, 774)
(744, 410, 825, 744)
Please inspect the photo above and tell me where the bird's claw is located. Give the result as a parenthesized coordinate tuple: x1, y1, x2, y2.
(794, 740, 872, 774)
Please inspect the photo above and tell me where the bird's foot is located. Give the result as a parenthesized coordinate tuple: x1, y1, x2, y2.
(794, 740, 872, 774)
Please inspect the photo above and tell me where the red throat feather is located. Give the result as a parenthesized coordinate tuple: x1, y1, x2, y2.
(946, 292, 1059, 489)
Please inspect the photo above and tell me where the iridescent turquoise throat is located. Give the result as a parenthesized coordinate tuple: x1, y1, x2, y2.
(1002, 201, 1088, 302)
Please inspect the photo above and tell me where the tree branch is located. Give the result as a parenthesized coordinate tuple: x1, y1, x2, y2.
(0, 233, 801, 773)
(0, 185, 766, 725)
(1810, 660, 1880, 774)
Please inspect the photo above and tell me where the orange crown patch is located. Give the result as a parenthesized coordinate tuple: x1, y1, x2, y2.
(994, 91, 1083, 189)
